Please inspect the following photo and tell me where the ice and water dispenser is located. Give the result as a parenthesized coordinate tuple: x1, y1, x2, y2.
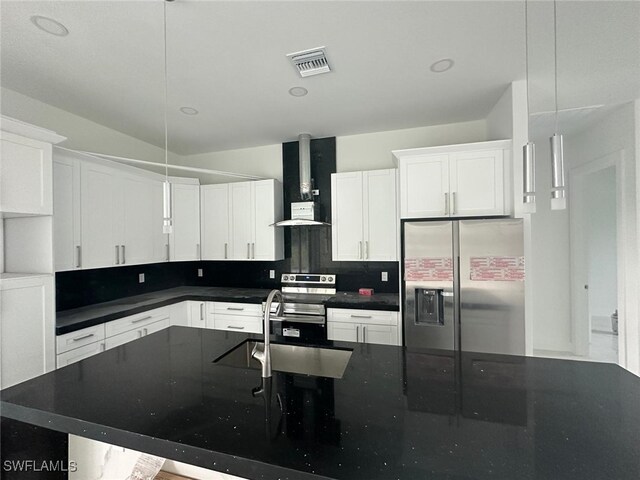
(415, 289, 445, 326)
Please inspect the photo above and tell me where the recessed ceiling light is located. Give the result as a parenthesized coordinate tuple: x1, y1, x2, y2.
(30, 15, 69, 37)
(430, 58, 455, 73)
(288, 87, 308, 97)
(179, 107, 199, 115)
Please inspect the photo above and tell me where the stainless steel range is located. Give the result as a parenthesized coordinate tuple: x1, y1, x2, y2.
(264, 273, 336, 341)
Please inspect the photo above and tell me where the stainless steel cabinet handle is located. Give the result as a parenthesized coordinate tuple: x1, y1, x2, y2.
(143, 328, 148, 336)
(72, 333, 94, 342)
(227, 325, 245, 330)
(121, 245, 125, 264)
(444, 193, 449, 215)
(452, 192, 456, 215)
(358, 241, 362, 259)
(200, 303, 204, 321)
(224, 243, 228, 259)
(251, 242, 255, 259)
(137, 330, 143, 338)
(350, 314, 372, 319)
(166, 244, 170, 261)
(227, 307, 244, 311)
(356, 325, 360, 342)
(247, 243, 250, 259)
(115, 245, 120, 264)
(363, 326, 366, 343)
(365, 241, 369, 259)
(76, 246, 82, 268)
(100, 343, 105, 352)
(197, 243, 201, 259)
(131, 315, 152, 324)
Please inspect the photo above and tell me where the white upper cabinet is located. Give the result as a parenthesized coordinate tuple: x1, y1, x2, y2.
(201, 184, 230, 260)
(0, 131, 57, 216)
(395, 140, 511, 219)
(80, 161, 121, 269)
(169, 182, 201, 262)
(203, 179, 283, 261)
(449, 149, 504, 216)
(56, 149, 168, 271)
(331, 169, 397, 262)
(53, 156, 81, 271)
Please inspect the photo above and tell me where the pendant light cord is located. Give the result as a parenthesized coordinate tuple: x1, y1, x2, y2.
(524, 0, 531, 133)
(163, 0, 169, 180)
(553, 0, 559, 134)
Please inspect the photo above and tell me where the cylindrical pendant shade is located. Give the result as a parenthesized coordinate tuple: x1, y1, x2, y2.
(550, 133, 566, 210)
(163, 180, 173, 233)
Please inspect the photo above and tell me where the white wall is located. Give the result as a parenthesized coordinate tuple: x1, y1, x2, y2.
(531, 101, 638, 374)
(585, 167, 617, 318)
(335, 120, 487, 172)
(0, 87, 181, 168)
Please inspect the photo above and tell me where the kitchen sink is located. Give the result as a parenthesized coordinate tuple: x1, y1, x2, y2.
(213, 340, 352, 379)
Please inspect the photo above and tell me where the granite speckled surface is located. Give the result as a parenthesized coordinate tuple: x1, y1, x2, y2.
(56, 287, 399, 335)
(2, 327, 639, 480)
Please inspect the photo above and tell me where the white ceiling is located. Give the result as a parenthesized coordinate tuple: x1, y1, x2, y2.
(1, 1, 639, 155)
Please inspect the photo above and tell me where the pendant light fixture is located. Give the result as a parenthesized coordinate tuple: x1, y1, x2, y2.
(522, 0, 536, 213)
(162, 0, 173, 233)
(549, 0, 566, 210)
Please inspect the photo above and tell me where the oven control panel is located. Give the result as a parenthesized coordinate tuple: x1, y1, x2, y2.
(281, 273, 336, 285)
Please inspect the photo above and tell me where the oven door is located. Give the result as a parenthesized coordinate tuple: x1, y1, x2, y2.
(270, 314, 326, 342)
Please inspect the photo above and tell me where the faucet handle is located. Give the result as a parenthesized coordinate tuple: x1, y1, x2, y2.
(251, 342, 264, 362)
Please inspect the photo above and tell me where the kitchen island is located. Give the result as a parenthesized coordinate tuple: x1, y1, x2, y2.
(2, 327, 639, 479)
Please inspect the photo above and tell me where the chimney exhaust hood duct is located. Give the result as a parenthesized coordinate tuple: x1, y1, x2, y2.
(299, 133, 312, 200)
(272, 133, 330, 227)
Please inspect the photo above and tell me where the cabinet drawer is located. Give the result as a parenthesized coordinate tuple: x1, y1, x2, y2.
(105, 308, 170, 337)
(57, 324, 106, 354)
(327, 308, 398, 326)
(104, 328, 144, 350)
(212, 314, 262, 334)
(56, 341, 104, 368)
(212, 302, 262, 317)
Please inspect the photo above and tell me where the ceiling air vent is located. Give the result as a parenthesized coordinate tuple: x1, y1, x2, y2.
(287, 47, 331, 78)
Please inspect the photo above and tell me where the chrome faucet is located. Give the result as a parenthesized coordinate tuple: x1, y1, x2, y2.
(252, 289, 283, 378)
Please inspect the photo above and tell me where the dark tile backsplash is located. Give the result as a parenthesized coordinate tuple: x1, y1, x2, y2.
(56, 136, 399, 312)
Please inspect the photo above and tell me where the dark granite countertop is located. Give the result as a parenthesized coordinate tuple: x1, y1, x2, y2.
(56, 287, 400, 335)
(2, 327, 639, 479)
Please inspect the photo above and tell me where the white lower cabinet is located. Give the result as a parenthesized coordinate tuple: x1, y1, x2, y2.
(188, 301, 207, 328)
(1, 275, 55, 388)
(327, 308, 400, 346)
(56, 306, 172, 366)
(207, 302, 263, 334)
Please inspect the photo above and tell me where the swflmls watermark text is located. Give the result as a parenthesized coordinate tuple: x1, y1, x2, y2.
(2, 460, 77, 473)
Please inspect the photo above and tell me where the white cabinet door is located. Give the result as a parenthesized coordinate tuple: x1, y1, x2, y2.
(56, 341, 105, 368)
(331, 172, 364, 261)
(0, 131, 53, 215)
(363, 169, 397, 261)
(0, 275, 55, 389)
(170, 183, 201, 261)
(121, 174, 159, 265)
(80, 163, 121, 269)
(449, 149, 505, 216)
(188, 301, 207, 328)
(201, 184, 229, 260)
(169, 302, 189, 327)
(53, 157, 81, 271)
(361, 324, 398, 346)
(252, 180, 282, 260)
(229, 182, 252, 260)
(399, 154, 449, 218)
(327, 321, 360, 342)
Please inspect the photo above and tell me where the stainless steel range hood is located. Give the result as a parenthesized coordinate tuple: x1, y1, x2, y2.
(273, 134, 330, 227)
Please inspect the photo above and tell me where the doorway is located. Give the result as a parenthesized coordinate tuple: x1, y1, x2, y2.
(570, 152, 622, 363)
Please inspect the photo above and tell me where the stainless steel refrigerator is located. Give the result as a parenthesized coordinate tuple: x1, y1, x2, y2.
(403, 218, 525, 355)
